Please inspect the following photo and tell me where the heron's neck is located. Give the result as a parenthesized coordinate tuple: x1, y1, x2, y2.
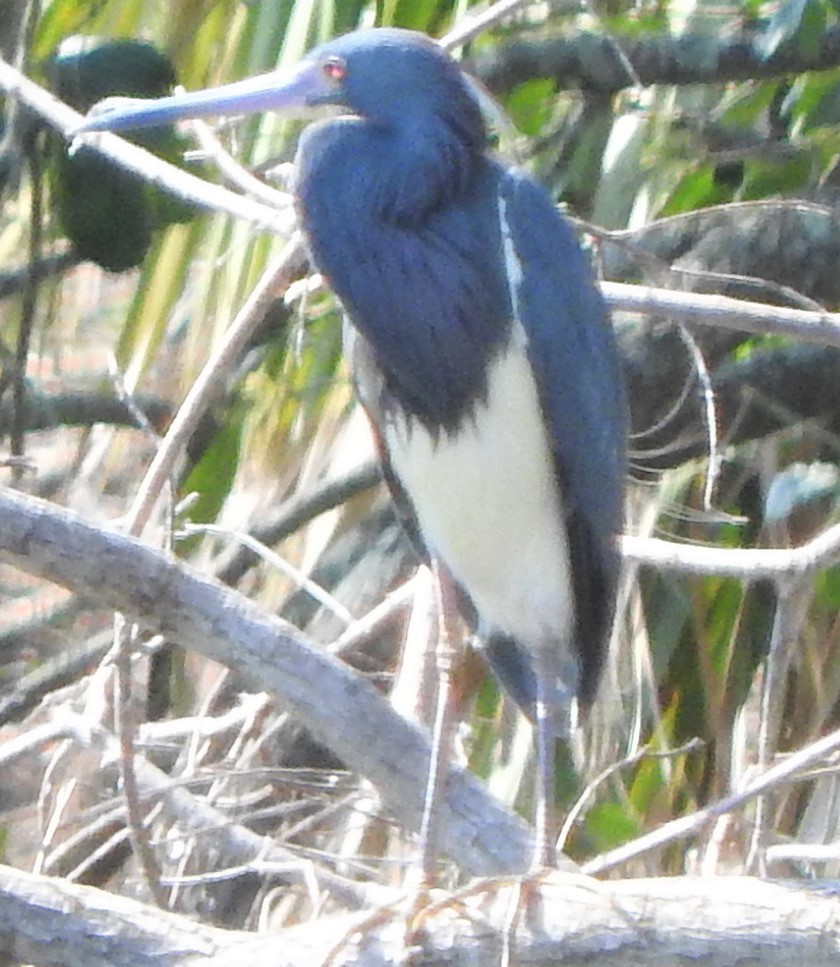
(297, 115, 479, 226)
(295, 123, 512, 429)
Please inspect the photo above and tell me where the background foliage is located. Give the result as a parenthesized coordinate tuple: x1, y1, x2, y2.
(3, 0, 840, 943)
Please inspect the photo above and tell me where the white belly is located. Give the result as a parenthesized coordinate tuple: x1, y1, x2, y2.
(384, 336, 574, 654)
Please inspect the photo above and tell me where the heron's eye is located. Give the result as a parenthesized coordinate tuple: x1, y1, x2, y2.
(322, 57, 346, 83)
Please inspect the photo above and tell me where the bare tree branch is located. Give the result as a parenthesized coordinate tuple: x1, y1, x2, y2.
(622, 518, 840, 580)
(471, 24, 840, 95)
(0, 485, 533, 877)
(585, 725, 840, 875)
(604, 280, 840, 349)
(0, 389, 172, 434)
(1, 862, 839, 967)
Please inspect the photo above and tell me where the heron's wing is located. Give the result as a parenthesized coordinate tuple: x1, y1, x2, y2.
(501, 170, 627, 706)
(345, 319, 484, 642)
(343, 321, 426, 554)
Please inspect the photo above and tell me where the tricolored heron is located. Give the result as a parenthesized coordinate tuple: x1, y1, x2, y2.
(76, 28, 627, 869)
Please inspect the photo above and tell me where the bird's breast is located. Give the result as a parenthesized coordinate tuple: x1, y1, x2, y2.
(383, 327, 575, 656)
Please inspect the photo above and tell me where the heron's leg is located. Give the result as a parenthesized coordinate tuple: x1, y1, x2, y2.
(321, 562, 461, 965)
(532, 649, 559, 869)
(412, 557, 460, 897)
(494, 650, 560, 966)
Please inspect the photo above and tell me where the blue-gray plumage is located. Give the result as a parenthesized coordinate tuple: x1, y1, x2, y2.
(76, 27, 627, 865)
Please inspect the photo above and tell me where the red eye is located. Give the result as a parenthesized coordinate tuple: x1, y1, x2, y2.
(323, 57, 346, 81)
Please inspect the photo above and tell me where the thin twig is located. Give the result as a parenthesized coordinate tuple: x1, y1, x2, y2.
(746, 578, 813, 873)
(330, 576, 417, 657)
(0, 55, 289, 232)
(442, 0, 538, 49)
(124, 237, 305, 539)
(111, 616, 168, 907)
(12, 133, 42, 475)
(186, 112, 294, 209)
(558, 739, 705, 852)
(677, 326, 719, 510)
(213, 460, 381, 586)
(603, 280, 840, 348)
(0, 249, 78, 299)
(621, 519, 840, 579)
(584, 725, 840, 875)
(184, 521, 354, 625)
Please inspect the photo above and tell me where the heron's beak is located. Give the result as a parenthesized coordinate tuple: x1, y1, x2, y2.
(73, 59, 323, 134)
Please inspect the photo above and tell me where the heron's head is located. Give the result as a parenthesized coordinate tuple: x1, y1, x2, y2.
(74, 27, 485, 154)
(302, 30, 484, 142)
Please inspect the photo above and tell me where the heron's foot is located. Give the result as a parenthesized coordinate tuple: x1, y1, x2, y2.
(321, 870, 634, 965)
(416, 870, 548, 967)
(320, 901, 411, 966)
(416, 867, 628, 966)
(319, 880, 445, 966)
(319, 874, 522, 965)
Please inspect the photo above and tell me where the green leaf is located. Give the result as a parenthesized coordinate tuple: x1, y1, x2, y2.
(584, 800, 640, 851)
(659, 165, 731, 216)
(181, 414, 245, 534)
(738, 152, 812, 199)
(504, 79, 554, 138)
(816, 566, 840, 610)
